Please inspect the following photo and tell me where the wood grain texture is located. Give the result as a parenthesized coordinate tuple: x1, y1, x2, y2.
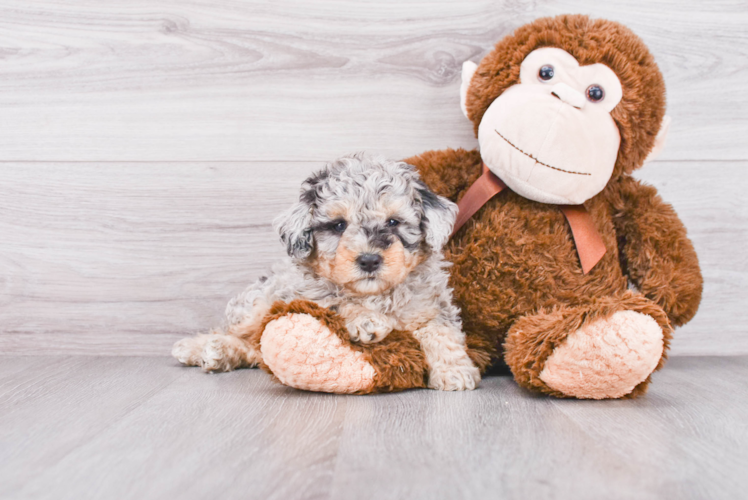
(0, 162, 319, 355)
(1, 160, 745, 356)
(0, 356, 346, 500)
(0, 0, 745, 161)
(1, 1, 745, 356)
(332, 356, 748, 500)
(0, 356, 185, 497)
(1, 355, 746, 500)
(635, 161, 748, 355)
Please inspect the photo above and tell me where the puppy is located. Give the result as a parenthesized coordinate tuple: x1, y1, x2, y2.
(172, 153, 480, 390)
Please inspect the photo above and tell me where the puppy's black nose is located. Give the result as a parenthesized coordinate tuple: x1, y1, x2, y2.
(356, 253, 383, 273)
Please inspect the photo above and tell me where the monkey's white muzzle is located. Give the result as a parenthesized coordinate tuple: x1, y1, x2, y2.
(478, 84, 620, 205)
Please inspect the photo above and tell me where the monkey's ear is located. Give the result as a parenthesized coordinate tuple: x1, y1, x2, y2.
(417, 185, 458, 250)
(274, 196, 314, 260)
(460, 61, 478, 119)
(644, 115, 671, 164)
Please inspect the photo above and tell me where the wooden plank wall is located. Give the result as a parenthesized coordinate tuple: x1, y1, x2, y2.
(1, 0, 746, 356)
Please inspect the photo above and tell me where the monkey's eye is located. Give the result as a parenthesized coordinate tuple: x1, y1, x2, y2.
(538, 65, 555, 81)
(586, 84, 605, 102)
(386, 219, 400, 227)
(333, 221, 347, 233)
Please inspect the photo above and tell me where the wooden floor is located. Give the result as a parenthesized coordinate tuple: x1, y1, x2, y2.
(2, 355, 746, 500)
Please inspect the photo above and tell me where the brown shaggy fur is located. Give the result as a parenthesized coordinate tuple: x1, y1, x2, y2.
(403, 14, 702, 398)
(258, 300, 429, 394)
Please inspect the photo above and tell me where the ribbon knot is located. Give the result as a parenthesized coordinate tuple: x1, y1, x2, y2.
(450, 163, 606, 274)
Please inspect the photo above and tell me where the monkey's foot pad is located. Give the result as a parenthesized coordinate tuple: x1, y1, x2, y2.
(261, 313, 376, 393)
(540, 310, 664, 399)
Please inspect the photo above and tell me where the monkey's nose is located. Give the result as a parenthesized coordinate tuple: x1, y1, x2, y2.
(356, 253, 383, 273)
(550, 82, 586, 109)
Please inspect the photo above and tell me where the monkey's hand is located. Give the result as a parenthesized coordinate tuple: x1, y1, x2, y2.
(404, 148, 482, 202)
(611, 176, 703, 327)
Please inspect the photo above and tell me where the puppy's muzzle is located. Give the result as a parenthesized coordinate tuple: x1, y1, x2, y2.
(356, 253, 383, 273)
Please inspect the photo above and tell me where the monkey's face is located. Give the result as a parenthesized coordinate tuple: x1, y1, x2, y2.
(477, 48, 623, 205)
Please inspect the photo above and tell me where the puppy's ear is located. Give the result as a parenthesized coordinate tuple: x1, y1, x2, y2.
(417, 183, 458, 250)
(275, 200, 314, 259)
(274, 170, 327, 259)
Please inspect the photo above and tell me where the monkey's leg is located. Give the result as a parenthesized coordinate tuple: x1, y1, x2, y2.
(503, 291, 673, 399)
(259, 300, 429, 394)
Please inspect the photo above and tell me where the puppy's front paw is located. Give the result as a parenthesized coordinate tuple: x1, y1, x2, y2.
(428, 362, 481, 391)
(346, 314, 392, 344)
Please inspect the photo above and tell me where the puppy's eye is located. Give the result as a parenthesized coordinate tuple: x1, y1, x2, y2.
(333, 221, 347, 233)
(386, 219, 400, 227)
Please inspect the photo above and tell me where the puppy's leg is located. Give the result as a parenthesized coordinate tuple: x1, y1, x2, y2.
(339, 304, 394, 344)
(172, 331, 260, 372)
(172, 299, 270, 372)
(412, 322, 480, 391)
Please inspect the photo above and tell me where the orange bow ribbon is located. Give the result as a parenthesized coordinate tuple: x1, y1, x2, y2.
(450, 163, 606, 274)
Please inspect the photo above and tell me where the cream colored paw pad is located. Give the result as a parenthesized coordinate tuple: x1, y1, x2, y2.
(539, 311, 664, 399)
(261, 313, 376, 394)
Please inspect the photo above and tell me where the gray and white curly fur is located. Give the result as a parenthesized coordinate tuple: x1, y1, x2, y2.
(172, 153, 480, 391)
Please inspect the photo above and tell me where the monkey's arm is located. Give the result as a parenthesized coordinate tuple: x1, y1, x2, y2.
(610, 176, 703, 327)
(405, 148, 482, 202)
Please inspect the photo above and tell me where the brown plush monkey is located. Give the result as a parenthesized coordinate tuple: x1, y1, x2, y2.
(258, 14, 702, 399)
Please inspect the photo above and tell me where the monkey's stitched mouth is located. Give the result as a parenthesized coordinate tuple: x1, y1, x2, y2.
(494, 129, 591, 176)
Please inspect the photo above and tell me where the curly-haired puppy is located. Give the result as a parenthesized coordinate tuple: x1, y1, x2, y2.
(172, 153, 480, 390)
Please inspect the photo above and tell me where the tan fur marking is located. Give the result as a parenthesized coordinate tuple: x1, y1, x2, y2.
(378, 240, 413, 288)
(324, 202, 355, 222)
(316, 235, 424, 296)
(329, 234, 361, 287)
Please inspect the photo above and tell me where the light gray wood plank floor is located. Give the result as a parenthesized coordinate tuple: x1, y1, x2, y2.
(2, 355, 746, 500)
